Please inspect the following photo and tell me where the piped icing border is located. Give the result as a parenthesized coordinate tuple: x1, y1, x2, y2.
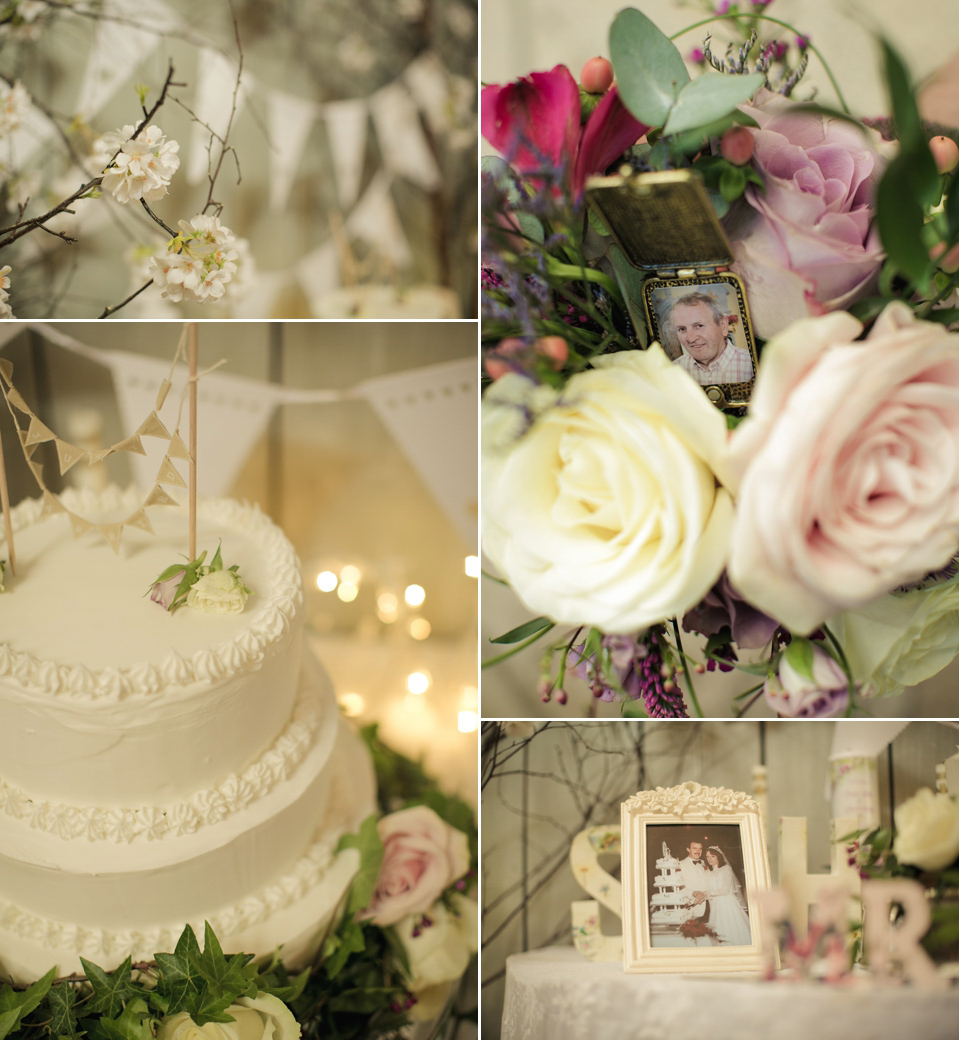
(0, 747, 361, 961)
(0, 688, 322, 843)
(0, 487, 302, 701)
(0, 828, 340, 962)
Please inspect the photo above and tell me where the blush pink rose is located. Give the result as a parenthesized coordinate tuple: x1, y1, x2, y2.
(363, 806, 470, 927)
(724, 89, 895, 340)
(728, 303, 959, 635)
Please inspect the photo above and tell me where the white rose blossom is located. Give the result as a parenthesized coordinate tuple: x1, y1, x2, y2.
(893, 788, 959, 872)
(100, 123, 180, 204)
(394, 896, 477, 1022)
(150, 214, 239, 304)
(187, 568, 249, 615)
(482, 347, 734, 633)
(157, 994, 300, 1040)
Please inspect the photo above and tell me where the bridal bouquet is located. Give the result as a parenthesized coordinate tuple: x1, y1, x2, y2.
(481, 3, 959, 717)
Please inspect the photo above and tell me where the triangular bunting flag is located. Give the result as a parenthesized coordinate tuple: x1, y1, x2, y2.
(167, 431, 192, 462)
(6, 388, 29, 412)
(156, 456, 187, 488)
(156, 378, 172, 411)
(115, 434, 146, 456)
(187, 48, 249, 184)
(345, 172, 411, 267)
(369, 81, 441, 192)
(89, 447, 115, 465)
(323, 97, 368, 210)
(138, 411, 171, 440)
(144, 484, 179, 508)
(124, 508, 154, 534)
(99, 522, 124, 554)
(18, 429, 37, 458)
(56, 439, 88, 475)
(67, 511, 94, 540)
(25, 415, 56, 447)
(40, 490, 65, 518)
(27, 459, 45, 486)
(0, 358, 12, 381)
(267, 89, 318, 212)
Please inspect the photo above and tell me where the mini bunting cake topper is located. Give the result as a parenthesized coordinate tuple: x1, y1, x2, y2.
(0, 325, 225, 554)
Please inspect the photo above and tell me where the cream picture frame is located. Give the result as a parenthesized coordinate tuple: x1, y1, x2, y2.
(621, 781, 774, 973)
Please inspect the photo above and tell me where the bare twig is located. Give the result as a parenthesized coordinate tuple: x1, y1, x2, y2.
(98, 278, 153, 319)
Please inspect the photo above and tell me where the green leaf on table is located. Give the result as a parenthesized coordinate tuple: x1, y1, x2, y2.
(337, 813, 384, 916)
(79, 958, 140, 1019)
(662, 72, 764, 138)
(609, 7, 689, 127)
(489, 616, 554, 644)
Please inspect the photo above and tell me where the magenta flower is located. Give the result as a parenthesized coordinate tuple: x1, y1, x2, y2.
(482, 64, 647, 199)
(150, 568, 185, 610)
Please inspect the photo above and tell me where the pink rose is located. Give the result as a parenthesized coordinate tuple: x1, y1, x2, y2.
(764, 639, 850, 718)
(728, 303, 959, 634)
(363, 806, 470, 927)
(724, 89, 894, 340)
(150, 568, 185, 610)
(482, 65, 646, 199)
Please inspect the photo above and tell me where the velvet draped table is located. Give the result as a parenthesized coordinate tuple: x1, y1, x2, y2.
(501, 947, 959, 1040)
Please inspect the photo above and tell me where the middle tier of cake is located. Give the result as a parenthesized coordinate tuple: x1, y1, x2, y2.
(0, 647, 377, 981)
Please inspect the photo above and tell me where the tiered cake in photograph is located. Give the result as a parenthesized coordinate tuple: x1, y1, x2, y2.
(648, 843, 686, 931)
(0, 486, 375, 982)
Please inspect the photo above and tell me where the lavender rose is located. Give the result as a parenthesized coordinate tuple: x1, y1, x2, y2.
(724, 89, 894, 340)
(764, 638, 850, 718)
(363, 806, 470, 927)
(729, 304, 959, 635)
(150, 568, 185, 610)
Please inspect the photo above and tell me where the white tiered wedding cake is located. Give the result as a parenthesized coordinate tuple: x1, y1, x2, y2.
(0, 486, 376, 982)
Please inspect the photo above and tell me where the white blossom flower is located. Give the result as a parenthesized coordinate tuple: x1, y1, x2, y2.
(0, 1, 47, 40)
(100, 123, 180, 204)
(0, 81, 30, 137)
(0, 265, 14, 319)
(149, 213, 239, 304)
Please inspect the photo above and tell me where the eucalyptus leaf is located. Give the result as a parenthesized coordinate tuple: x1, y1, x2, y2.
(719, 164, 747, 203)
(481, 155, 524, 208)
(662, 72, 764, 138)
(609, 7, 689, 127)
(515, 211, 545, 245)
(608, 244, 649, 345)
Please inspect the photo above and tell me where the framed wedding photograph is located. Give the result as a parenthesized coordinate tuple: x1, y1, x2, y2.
(643, 274, 758, 410)
(621, 782, 774, 973)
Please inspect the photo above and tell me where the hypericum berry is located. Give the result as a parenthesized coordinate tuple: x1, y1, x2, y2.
(721, 125, 755, 166)
(581, 56, 614, 94)
(930, 135, 959, 174)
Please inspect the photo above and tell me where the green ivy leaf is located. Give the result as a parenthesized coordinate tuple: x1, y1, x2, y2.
(489, 617, 553, 644)
(79, 957, 139, 1019)
(609, 7, 689, 127)
(322, 919, 367, 980)
(83, 998, 152, 1040)
(45, 983, 79, 1040)
(154, 925, 203, 1014)
(662, 72, 764, 138)
(337, 814, 384, 915)
(0, 967, 55, 1036)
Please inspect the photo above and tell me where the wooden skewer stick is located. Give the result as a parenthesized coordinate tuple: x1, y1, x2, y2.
(188, 323, 198, 562)
(0, 424, 14, 576)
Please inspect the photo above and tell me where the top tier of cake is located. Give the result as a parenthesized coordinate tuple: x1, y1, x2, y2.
(0, 486, 303, 808)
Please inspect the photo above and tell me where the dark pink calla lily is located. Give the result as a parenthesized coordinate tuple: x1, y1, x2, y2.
(482, 65, 647, 200)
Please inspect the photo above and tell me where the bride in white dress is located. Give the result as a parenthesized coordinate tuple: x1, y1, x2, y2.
(703, 847, 752, 946)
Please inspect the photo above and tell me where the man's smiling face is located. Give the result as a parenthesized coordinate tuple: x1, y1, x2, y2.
(673, 301, 729, 365)
(687, 841, 703, 861)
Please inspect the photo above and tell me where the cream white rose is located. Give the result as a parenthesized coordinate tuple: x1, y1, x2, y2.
(831, 578, 959, 697)
(394, 895, 477, 1022)
(188, 569, 249, 615)
(482, 347, 734, 633)
(157, 994, 300, 1040)
(893, 788, 959, 872)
